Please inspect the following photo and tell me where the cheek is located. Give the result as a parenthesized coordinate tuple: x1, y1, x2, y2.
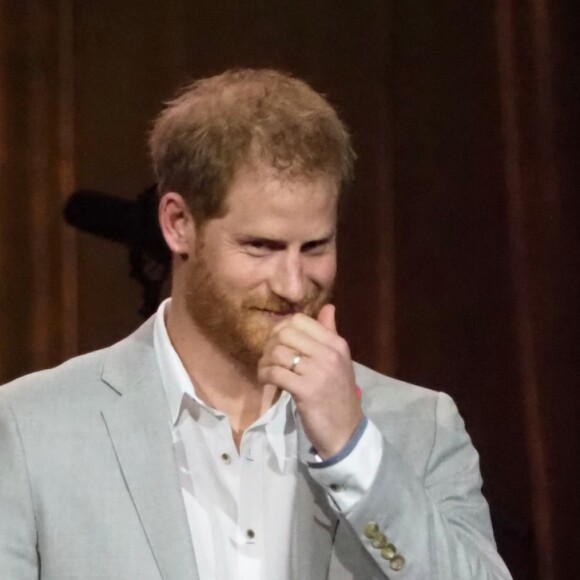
(306, 256, 337, 286)
(217, 255, 270, 291)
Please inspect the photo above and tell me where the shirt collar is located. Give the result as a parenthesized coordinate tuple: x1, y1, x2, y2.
(153, 298, 295, 470)
(153, 298, 200, 426)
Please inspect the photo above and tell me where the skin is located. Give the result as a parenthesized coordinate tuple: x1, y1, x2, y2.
(159, 162, 362, 457)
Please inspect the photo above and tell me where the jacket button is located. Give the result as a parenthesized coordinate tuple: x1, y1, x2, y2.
(371, 532, 387, 549)
(380, 543, 397, 560)
(364, 522, 379, 539)
(389, 554, 405, 571)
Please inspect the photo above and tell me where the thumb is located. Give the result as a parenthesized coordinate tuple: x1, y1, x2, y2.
(317, 303, 337, 333)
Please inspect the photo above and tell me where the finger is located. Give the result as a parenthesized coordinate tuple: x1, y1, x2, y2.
(257, 364, 303, 395)
(271, 312, 337, 345)
(269, 317, 350, 363)
(265, 325, 332, 360)
(259, 343, 301, 371)
(317, 303, 337, 333)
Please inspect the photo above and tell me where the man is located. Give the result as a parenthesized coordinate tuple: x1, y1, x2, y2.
(0, 69, 512, 579)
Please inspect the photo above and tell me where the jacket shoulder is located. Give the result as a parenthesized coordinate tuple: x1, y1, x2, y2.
(0, 317, 156, 414)
(0, 347, 111, 413)
(354, 361, 441, 412)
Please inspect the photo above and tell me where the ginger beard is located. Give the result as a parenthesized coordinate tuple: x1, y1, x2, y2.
(184, 240, 333, 372)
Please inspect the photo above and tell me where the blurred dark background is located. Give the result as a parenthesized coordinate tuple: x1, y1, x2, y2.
(1, 1, 578, 578)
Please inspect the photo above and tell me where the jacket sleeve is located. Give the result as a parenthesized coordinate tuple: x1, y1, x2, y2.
(0, 396, 39, 579)
(338, 392, 513, 579)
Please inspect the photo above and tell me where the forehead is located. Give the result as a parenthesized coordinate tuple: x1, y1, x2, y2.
(217, 163, 339, 236)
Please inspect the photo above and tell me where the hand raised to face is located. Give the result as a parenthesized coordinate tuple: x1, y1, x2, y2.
(257, 304, 363, 459)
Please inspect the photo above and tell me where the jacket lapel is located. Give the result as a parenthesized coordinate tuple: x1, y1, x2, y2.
(290, 419, 339, 580)
(100, 319, 199, 580)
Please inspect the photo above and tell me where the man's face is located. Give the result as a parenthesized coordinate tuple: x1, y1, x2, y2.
(184, 163, 338, 370)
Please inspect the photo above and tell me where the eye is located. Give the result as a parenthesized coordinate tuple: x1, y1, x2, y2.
(301, 240, 328, 254)
(244, 239, 283, 255)
(249, 241, 267, 249)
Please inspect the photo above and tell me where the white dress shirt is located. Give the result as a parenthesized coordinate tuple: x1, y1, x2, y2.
(153, 299, 383, 580)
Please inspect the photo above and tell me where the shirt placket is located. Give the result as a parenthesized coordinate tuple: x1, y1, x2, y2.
(236, 428, 264, 580)
(194, 408, 241, 580)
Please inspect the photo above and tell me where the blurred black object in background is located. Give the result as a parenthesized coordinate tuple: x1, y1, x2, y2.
(64, 186, 171, 317)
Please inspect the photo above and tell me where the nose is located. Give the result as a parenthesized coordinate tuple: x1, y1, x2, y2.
(269, 251, 308, 305)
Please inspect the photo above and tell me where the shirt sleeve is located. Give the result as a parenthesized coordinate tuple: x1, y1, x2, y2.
(306, 416, 383, 513)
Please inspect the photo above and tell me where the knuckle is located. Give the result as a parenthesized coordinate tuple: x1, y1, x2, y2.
(293, 313, 308, 326)
(328, 348, 342, 366)
(257, 366, 269, 383)
(271, 366, 286, 384)
(278, 327, 293, 343)
(334, 336, 350, 356)
(273, 344, 286, 363)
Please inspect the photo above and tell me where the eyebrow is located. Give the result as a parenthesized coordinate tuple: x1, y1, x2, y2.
(238, 232, 336, 248)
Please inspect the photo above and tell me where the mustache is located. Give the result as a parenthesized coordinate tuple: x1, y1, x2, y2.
(244, 291, 331, 316)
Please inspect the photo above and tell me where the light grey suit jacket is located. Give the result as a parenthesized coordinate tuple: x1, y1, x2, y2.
(0, 317, 512, 579)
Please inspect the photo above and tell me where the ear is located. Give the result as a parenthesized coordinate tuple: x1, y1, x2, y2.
(158, 192, 196, 256)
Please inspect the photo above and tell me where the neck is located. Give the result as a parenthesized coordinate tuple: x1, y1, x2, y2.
(165, 296, 280, 434)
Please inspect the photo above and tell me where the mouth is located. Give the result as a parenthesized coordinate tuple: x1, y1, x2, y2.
(254, 308, 297, 320)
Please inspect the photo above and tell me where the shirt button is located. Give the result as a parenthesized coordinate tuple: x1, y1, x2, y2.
(220, 453, 231, 464)
(246, 529, 255, 539)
